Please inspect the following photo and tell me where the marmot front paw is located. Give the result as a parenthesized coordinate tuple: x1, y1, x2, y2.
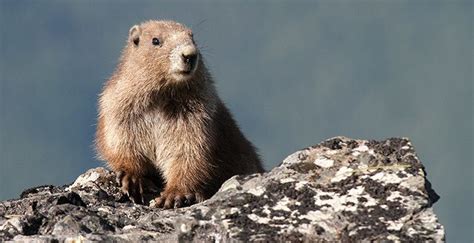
(116, 171, 145, 204)
(152, 189, 205, 209)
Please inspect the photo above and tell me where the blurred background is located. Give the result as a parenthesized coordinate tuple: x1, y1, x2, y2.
(0, 0, 472, 241)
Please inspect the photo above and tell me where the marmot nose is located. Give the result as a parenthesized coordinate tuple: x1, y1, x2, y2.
(182, 52, 197, 66)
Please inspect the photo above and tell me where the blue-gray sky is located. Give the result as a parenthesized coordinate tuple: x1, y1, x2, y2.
(0, 1, 472, 241)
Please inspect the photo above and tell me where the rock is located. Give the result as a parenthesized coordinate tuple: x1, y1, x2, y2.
(0, 137, 445, 242)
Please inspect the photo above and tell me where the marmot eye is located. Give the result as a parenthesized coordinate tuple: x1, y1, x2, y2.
(152, 38, 160, 46)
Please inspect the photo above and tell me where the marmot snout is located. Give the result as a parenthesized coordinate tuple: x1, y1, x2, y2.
(96, 20, 264, 209)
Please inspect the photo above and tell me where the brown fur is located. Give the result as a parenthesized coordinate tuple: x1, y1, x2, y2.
(95, 20, 263, 208)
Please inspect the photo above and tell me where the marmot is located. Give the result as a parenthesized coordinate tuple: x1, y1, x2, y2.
(95, 20, 264, 208)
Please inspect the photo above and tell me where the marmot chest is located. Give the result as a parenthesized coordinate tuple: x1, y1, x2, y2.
(141, 109, 212, 166)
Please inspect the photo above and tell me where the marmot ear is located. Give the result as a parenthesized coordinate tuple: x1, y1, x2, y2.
(129, 25, 141, 46)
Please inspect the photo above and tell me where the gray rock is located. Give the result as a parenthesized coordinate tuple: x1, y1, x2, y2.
(0, 137, 445, 242)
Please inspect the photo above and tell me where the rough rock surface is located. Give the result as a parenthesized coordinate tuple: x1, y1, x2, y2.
(0, 137, 445, 242)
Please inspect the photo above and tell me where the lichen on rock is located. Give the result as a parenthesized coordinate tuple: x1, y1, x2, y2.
(0, 137, 445, 242)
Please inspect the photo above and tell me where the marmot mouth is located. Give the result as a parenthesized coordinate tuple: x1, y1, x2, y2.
(177, 64, 197, 76)
(173, 69, 196, 80)
(179, 70, 192, 75)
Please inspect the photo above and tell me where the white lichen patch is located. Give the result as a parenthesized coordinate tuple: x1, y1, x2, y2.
(273, 197, 292, 212)
(180, 223, 190, 233)
(347, 186, 364, 195)
(314, 157, 334, 168)
(280, 177, 296, 183)
(370, 172, 404, 185)
(363, 195, 378, 207)
(349, 226, 375, 237)
(331, 167, 354, 183)
(388, 191, 424, 213)
(247, 214, 270, 224)
(219, 178, 240, 192)
(351, 145, 375, 156)
(262, 206, 271, 216)
(397, 171, 408, 178)
(248, 186, 265, 196)
(413, 209, 445, 241)
(358, 163, 369, 171)
(290, 210, 300, 219)
(354, 145, 369, 152)
(230, 207, 240, 214)
(315, 192, 351, 212)
(0, 217, 22, 233)
(300, 210, 331, 221)
(210, 232, 222, 243)
(122, 225, 136, 231)
(325, 150, 339, 155)
(399, 175, 423, 190)
(302, 221, 335, 236)
(386, 219, 405, 231)
(315, 186, 379, 213)
(98, 207, 112, 214)
(380, 214, 412, 232)
(418, 209, 440, 225)
(295, 181, 308, 190)
(68, 171, 100, 190)
(387, 191, 403, 202)
(406, 227, 418, 236)
(282, 152, 302, 165)
(296, 223, 311, 234)
(387, 234, 401, 241)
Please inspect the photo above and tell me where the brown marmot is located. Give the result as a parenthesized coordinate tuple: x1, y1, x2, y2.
(95, 20, 264, 208)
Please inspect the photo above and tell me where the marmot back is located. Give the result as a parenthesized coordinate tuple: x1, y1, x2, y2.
(96, 20, 263, 208)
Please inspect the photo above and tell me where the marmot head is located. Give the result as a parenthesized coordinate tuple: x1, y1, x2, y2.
(124, 20, 201, 85)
